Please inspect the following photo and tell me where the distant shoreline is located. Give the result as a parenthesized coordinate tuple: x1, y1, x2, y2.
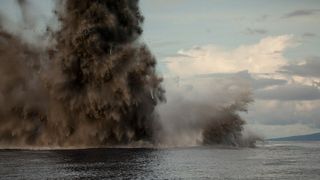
(268, 132, 320, 141)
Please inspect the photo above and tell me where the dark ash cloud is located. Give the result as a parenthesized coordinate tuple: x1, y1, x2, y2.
(0, 0, 165, 147)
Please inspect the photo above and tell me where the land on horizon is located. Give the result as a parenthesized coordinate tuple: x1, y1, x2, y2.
(269, 132, 320, 141)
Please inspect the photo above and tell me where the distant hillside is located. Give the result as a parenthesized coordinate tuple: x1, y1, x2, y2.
(269, 133, 320, 141)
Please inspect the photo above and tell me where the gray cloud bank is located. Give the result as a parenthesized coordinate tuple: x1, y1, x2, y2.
(281, 57, 320, 78)
(284, 9, 320, 18)
(255, 84, 320, 101)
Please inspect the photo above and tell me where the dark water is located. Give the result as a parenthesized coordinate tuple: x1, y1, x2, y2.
(0, 142, 319, 179)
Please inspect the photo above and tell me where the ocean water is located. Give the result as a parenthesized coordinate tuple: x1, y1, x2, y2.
(0, 142, 319, 179)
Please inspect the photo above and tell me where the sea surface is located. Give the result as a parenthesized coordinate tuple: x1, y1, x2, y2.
(0, 141, 319, 179)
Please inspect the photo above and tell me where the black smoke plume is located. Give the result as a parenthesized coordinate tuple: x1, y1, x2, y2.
(0, 0, 258, 148)
(0, 0, 164, 147)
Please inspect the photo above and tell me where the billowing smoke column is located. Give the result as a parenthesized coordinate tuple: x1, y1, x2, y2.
(45, 0, 166, 146)
(0, 0, 164, 147)
(0, 0, 258, 148)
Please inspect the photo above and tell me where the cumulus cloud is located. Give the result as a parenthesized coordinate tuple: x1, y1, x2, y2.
(165, 35, 294, 77)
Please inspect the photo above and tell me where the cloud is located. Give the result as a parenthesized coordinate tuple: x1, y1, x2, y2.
(280, 57, 320, 78)
(255, 84, 320, 101)
(193, 71, 287, 90)
(302, 32, 317, 38)
(176, 69, 290, 106)
(165, 35, 294, 77)
(255, 14, 269, 22)
(244, 100, 320, 129)
(283, 9, 320, 18)
(244, 28, 268, 35)
(249, 75, 287, 90)
(233, 71, 288, 90)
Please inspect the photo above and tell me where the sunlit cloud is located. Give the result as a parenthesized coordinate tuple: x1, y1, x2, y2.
(165, 35, 294, 77)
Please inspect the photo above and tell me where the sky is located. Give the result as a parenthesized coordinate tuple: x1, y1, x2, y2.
(1, 0, 320, 138)
(140, 0, 320, 138)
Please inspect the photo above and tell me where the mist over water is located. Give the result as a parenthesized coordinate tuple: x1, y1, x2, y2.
(0, 0, 259, 148)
